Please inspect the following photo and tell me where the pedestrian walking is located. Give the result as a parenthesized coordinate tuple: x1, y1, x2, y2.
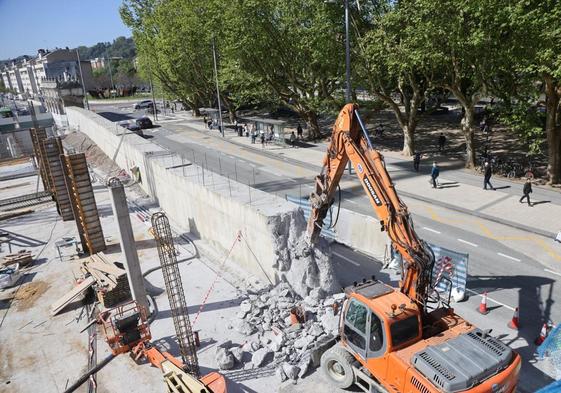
(289, 131, 296, 148)
(260, 132, 265, 148)
(413, 152, 421, 172)
(438, 133, 446, 151)
(431, 162, 440, 189)
(519, 178, 533, 206)
(203, 115, 207, 128)
(483, 162, 495, 190)
(297, 123, 303, 139)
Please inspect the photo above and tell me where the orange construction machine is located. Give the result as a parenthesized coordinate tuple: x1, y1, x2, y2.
(308, 104, 521, 393)
(98, 301, 227, 393)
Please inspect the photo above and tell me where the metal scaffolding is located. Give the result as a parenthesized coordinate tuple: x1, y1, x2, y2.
(150, 212, 200, 378)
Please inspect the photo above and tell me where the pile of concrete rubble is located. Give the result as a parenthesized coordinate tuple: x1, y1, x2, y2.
(215, 282, 346, 384)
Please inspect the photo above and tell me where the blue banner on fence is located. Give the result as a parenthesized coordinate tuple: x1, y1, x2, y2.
(285, 195, 336, 240)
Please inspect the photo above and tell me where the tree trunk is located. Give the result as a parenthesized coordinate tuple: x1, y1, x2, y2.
(544, 76, 561, 184)
(402, 124, 415, 156)
(228, 109, 236, 124)
(304, 111, 321, 140)
(460, 106, 476, 168)
(192, 107, 201, 117)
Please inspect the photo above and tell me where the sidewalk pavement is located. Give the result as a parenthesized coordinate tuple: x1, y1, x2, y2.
(160, 111, 561, 239)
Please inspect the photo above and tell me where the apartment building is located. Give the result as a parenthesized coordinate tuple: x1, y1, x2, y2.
(1, 48, 94, 98)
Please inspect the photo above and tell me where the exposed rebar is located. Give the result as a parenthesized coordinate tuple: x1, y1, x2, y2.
(150, 212, 200, 378)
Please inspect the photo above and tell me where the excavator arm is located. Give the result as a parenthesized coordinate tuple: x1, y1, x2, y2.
(307, 104, 435, 311)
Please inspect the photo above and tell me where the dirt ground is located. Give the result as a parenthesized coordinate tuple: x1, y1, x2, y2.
(13, 280, 50, 311)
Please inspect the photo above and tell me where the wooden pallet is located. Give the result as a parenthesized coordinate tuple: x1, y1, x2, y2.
(1, 250, 33, 268)
(82, 253, 131, 308)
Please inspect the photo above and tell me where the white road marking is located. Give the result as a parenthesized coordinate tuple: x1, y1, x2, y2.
(465, 288, 515, 311)
(422, 227, 441, 234)
(457, 239, 478, 247)
(333, 251, 360, 266)
(347, 200, 358, 205)
(544, 268, 561, 277)
(497, 252, 521, 262)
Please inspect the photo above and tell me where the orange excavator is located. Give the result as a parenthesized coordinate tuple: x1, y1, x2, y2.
(307, 104, 521, 393)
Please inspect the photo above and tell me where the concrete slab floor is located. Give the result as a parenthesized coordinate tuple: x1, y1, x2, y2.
(0, 173, 344, 393)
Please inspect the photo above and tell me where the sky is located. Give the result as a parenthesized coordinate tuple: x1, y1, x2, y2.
(0, 0, 132, 60)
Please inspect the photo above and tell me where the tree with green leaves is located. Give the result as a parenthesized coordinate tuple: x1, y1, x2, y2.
(223, 0, 345, 138)
(509, 1, 561, 184)
(411, 0, 512, 167)
(358, 1, 428, 155)
(121, 0, 217, 114)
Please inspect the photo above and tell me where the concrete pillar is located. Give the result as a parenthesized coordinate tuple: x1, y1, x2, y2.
(108, 179, 149, 312)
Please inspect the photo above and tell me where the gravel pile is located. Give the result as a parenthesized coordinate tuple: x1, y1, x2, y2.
(215, 282, 347, 383)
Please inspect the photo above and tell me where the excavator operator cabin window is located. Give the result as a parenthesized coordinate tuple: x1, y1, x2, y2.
(344, 299, 368, 351)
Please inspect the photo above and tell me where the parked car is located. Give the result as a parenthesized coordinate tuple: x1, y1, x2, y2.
(134, 100, 154, 110)
(119, 121, 144, 137)
(135, 117, 153, 129)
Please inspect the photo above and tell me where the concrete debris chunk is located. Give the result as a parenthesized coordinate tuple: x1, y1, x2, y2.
(270, 212, 339, 298)
(215, 347, 235, 370)
(320, 308, 339, 335)
(233, 319, 256, 336)
(230, 346, 244, 363)
(240, 299, 252, 313)
(252, 348, 273, 367)
(294, 335, 313, 350)
(309, 323, 324, 337)
(282, 362, 300, 380)
(298, 352, 312, 378)
(276, 366, 288, 382)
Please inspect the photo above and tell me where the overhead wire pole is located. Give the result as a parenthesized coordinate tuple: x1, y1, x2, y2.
(212, 37, 224, 138)
(344, 0, 351, 103)
(76, 49, 89, 110)
(105, 53, 115, 95)
(344, 0, 353, 174)
(147, 64, 158, 122)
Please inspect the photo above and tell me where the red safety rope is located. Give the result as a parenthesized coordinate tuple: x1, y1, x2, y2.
(192, 231, 241, 326)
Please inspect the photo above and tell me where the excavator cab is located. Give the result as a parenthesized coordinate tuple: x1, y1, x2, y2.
(322, 279, 521, 393)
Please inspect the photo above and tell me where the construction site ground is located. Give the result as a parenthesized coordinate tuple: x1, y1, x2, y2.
(0, 168, 349, 393)
(1, 119, 559, 392)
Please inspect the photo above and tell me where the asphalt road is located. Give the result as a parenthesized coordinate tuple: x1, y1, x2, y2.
(91, 102, 560, 391)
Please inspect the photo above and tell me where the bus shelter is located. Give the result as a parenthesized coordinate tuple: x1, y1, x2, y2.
(199, 108, 220, 127)
(240, 117, 287, 146)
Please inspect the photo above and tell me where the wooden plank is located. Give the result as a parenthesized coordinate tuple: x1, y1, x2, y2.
(50, 276, 95, 316)
(86, 259, 125, 277)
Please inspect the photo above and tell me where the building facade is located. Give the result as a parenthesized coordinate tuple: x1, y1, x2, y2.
(1, 48, 94, 99)
(8, 63, 24, 94)
(90, 57, 106, 70)
(18, 59, 39, 98)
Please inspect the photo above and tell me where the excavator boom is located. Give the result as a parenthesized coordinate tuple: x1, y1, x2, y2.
(307, 104, 434, 311)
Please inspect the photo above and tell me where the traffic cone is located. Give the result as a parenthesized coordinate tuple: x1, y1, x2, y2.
(477, 292, 489, 315)
(507, 307, 519, 330)
(535, 323, 548, 345)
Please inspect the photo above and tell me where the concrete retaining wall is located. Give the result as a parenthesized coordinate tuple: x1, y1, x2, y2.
(66, 107, 297, 284)
(65, 107, 389, 284)
(335, 208, 389, 261)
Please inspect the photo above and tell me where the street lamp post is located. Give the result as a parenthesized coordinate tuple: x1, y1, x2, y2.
(76, 49, 89, 110)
